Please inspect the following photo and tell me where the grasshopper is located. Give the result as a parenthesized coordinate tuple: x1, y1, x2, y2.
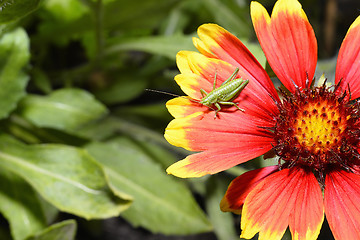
(200, 67, 249, 118)
(146, 67, 248, 118)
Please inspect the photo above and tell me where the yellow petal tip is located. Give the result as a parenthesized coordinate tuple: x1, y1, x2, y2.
(273, 0, 308, 21)
(348, 15, 360, 31)
(166, 156, 210, 178)
(250, 1, 270, 24)
(166, 159, 194, 178)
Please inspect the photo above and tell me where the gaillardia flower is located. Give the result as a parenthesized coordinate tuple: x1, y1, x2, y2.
(164, 0, 360, 239)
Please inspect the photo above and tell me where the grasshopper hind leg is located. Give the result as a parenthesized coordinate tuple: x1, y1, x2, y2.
(233, 103, 245, 112)
(219, 101, 245, 112)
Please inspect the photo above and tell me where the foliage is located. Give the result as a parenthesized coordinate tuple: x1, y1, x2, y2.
(0, 0, 286, 239)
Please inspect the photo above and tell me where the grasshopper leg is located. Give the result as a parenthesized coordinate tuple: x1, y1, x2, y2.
(220, 68, 240, 86)
(219, 101, 245, 112)
(200, 89, 208, 98)
(213, 72, 217, 90)
(214, 102, 221, 119)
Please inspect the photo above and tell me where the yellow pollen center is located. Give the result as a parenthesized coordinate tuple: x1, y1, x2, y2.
(293, 101, 344, 153)
(274, 84, 360, 172)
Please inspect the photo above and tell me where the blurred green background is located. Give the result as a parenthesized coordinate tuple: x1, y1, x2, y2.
(0, 0, 358, 239)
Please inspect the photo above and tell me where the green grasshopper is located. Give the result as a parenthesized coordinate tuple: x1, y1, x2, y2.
(146, 67, 248, 118)
(200, 67, 249, 118)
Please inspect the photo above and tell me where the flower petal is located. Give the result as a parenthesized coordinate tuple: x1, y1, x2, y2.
(165, 108, 274, 152)
(175, 51, 237, 100)
(165, 106, 275, 178)
(241, 167, 323, 240)
(166, 97, 204, 119)
(335, 16, 360, 99)
(174, 73, 210, 100)
(166, 144, 272, 178)
(288, 171, 324, 240)
(193, 24, 280, 105)
(251, 0, 317, 93)
(324, 169, 360, 240)
(220, 166, 279, 214)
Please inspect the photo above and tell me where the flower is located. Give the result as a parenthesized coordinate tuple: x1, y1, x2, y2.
(164, 0, 360, 239)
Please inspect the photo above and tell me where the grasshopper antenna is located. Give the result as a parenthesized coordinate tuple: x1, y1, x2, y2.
(145, 89, 221, 115)
(145, 89, 203, 104)
(145, 89, 184, 98)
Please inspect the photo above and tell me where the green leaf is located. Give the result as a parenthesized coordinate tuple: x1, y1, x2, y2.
(94, 73, 147, 104)
(206, 177, 238, 240)
(18, 88, 108, 132)
(43, 0, 89, 23)
(0, 0, 42, 23)
(0, 28, 30, 119)
(75, 117, 120, 141)
(31, 68, 52, 94)
(78, 117, 190, 156)
(102, 0, 180, 30)
(37, 197, 59, 226)
(202, 0, 250, 38)
(135, 139, 178, 169)
(38, 0, 179, 42)
(26, 220, 76, 240)
(0, 169, 47, 240)
(86, 137, 212, 235)
(0, 134, 130, 219)
(105, 34, 196, 60)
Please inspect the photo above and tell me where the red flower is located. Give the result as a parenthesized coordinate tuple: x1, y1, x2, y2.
(164, 0, 360, 239)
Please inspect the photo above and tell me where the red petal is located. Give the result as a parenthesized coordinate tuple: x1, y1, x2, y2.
(220, 166, 279, 214)
(288, 170, 324, 240)
(241, 167, 323, 240)
(335, 16, 360, 99)
(324, 170, 360, 240)
(251, 0, 317, 93)
(165, 108, 275, 152)
(166, 143, 273, 178)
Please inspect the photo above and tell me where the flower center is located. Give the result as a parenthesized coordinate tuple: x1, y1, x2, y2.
(273, 84, 360, 172)
(293, 100, 343, 152)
